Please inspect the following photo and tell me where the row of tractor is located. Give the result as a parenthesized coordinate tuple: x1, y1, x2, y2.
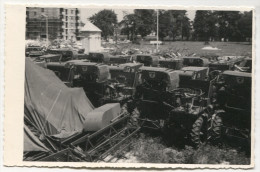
(27, 46, 252, 151)
(26, 45, 252, 71)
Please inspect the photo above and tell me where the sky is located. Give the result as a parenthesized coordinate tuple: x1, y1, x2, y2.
(80, 8, 196, 24)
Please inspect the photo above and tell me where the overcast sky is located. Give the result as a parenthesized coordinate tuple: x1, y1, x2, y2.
(80, 8, 196, 24)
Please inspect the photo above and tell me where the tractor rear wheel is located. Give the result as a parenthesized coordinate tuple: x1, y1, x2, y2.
(210, 115, 223, 144)
(190, 116, 207, 148)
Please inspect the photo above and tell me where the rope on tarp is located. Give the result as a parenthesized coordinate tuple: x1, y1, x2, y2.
(42, 89, 62, 132)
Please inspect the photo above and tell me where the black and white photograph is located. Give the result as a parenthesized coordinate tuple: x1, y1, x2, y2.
(21, 6, 253, 166)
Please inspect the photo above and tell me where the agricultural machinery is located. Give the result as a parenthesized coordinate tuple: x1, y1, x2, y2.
(209, 70, 252, 149)
(135, 54, 159, 67)
(159, 58, 183, 70)
(46, 61, 132, 107)
(46, 48, 87, 61)
(109, 63, 143, 95)
(234, 57, 252, 73)
(182, 56, 210, 67)
(132, 66, 211, 147)
(87, 52, 110, 63)
(107, 55, 133, 65)
(24, 59, 140, 162)
(208, 56, 245, 72)
(25, 103, 140, 162)
(87, 52, 133, 65)
(177, 66, 217, 95)
(26, 45, 45, 57)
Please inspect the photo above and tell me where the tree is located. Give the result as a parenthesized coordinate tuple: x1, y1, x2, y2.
(181, 15, 191, 40)
(120, 13, 139, 41)
(238, 11, 252, 41)
(175, 11, 191, 40)
(120, 9, 155, 40)
(158, 10, 190, 41)
(134, 9, 156, 38)
(89, 9, 118, 40)
(193, 11, 218, 41)
(158, 10, 175, 40)
(214, 11, 242, 41)
(120, 10, 191, 41)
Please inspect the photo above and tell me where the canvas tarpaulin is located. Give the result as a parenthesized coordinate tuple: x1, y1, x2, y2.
(24, 58, 94, 139)
(24, 125, 49, 152)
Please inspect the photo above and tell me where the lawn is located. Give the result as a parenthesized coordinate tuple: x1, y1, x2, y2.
(110, 134, 250, 164)
(106, 41, 252, 57)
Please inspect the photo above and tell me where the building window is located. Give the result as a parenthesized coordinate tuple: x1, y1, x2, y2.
(34, 12, 36, 16)
(41, 8, 44, 12)
(71, 10, 73, 14)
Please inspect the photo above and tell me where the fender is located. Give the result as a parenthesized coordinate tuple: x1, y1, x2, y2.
(214, 109, 225, 116)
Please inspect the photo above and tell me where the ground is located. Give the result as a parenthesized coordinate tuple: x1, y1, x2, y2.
(105, 41, 252, 57)
(103, 133, 251, 164)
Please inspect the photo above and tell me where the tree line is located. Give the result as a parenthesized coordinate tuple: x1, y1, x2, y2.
(89, 9, 252, 42)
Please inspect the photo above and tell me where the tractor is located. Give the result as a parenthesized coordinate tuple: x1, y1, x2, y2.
(234, 57, 252, 73)
(132, 66, 211, 147)
(107, 55, 133, 65)
(30, 54, 70, 69)
(45, 48, 88, 61)
(182, 57, 210, 67)
(45, 59, 88, 85)
(87, 52, 110, 63)
(26, 46, 45, 57)
(109, 63, 143, 86)
(177, 66, 218, 95)
(208, 56, 245, 72)
(209, 70, 252, 151)
(159, 58, 183, 70)
(70, 62, 133, 107)
(135, 54, 159, 67)
(108, 63, 143, 95)
(46, 61, 131, 107)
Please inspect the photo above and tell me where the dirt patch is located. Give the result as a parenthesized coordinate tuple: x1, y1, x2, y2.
(202, 46, 221, 50)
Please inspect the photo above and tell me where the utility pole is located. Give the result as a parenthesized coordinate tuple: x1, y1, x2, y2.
(46, 16, 48, 47)
(181, 13, 183, 41)
(115, 25, 118, 45)
(157, 9, 159, 52)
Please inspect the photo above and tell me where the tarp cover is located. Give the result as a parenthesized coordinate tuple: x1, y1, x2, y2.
(25, 58, 94, 138)
(24, 125, 49, 152)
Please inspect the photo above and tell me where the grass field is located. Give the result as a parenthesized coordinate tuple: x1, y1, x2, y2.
(112, 134, 250, 164)
(106, 41, 252, 57)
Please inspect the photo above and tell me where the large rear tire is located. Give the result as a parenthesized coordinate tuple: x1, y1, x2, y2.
(190, 116, 207, 148)
(210, 115, 223, 144)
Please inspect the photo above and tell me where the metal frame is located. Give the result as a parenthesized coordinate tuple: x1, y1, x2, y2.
(38, 112, 140, 162)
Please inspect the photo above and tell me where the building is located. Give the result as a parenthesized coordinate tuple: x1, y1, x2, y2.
(79, 21, 102, 54)
(26, 7, 81, 41)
